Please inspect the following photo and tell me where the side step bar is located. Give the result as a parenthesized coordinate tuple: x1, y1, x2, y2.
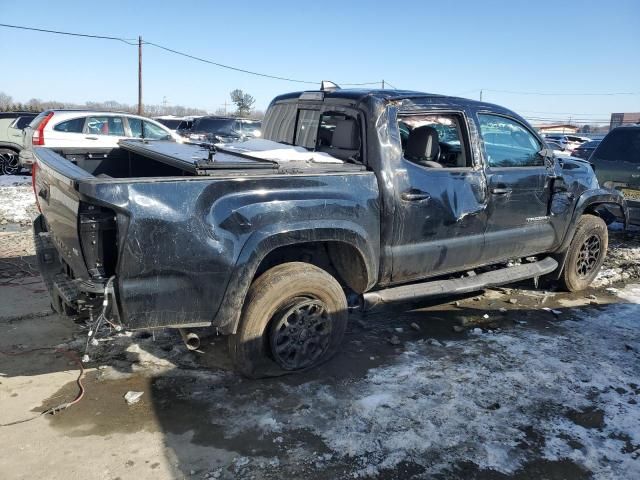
(361, 257, 558, 311)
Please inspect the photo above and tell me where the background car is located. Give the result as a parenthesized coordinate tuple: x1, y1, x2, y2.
(589, 126, 640, 224)
(153, 115, 202, 137)
(571, 140, 601, 160)
(544, 140, 566, 156)
(0, 111, 38, 174)
(19, 110, 181, 170)
(544, 134, 589, 152)
(187, 116, 261, 143)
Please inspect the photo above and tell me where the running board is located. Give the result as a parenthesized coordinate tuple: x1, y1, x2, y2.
(361, 257, 558, 311)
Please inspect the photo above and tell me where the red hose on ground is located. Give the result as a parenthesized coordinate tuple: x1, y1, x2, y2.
(0, 347, 86, 427)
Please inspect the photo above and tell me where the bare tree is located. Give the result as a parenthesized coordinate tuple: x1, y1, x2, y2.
(0, 92, 13, 111)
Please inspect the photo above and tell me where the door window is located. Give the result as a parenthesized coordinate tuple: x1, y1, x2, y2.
(128, 118, 171, 139)
(398, 114, 470, 168)
(143, 121, 171, 139)
(478, 114, 543, 167)
(85, 116, 125, 136)
(53, 117, 85, 133)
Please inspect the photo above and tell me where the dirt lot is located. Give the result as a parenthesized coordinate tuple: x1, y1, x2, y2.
(1, 175, 639, 479)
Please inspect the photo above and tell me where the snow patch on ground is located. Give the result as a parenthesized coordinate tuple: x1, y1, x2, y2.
(203, 284, 640, 478)
(0, 175, 37, 224)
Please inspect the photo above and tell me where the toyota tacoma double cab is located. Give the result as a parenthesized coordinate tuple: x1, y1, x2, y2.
(31, 86, 628, 377)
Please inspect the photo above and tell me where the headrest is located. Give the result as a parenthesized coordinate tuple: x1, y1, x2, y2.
(405, 125, 440, 161)
(331, 119, 359, 149)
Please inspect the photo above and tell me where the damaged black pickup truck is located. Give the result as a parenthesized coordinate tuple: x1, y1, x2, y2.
(32, 87, 627, 376)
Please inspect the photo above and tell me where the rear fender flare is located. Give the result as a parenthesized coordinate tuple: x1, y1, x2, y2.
(213, 221, 378, 334)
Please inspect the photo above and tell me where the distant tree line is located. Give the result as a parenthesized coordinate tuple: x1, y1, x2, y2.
(0, 90, 264, 119)
(0, 91, 206, 117)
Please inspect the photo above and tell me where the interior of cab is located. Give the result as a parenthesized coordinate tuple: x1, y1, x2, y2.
(315, 113, 361, 162)
(399, 115, 469, 168)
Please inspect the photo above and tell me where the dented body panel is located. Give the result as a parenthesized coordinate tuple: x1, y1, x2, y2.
(33, 89, 627, 333)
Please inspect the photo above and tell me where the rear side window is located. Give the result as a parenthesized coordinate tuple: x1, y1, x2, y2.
(86, 116, 125, 136)
(53, 117, 85, 133)
(478, 114, 542, 167)
(14, 116, 36, 129)
(592, 128, 640, 164)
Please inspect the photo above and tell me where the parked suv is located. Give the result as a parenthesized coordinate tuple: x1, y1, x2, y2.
(188, 116, 261, 143)
(0, 111, 38, 174)
(153, 115, 202, 136)
(590, 126, 640, 224)
(19, 111, 181, 171)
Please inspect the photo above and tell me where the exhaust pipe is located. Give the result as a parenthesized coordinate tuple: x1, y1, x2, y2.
(179, 329, 200, 351)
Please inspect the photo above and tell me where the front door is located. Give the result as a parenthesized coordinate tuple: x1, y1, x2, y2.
(477, 113, 556, 263)
(390, 111, 488, 284)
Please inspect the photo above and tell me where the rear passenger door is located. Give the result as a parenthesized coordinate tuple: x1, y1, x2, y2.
(478, 113, 556, 262)
(389, 111, 489, 284)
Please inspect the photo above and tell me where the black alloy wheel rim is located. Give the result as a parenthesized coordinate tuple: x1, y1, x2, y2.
(1, 152, 19, 175)
(576, 234, 601, 277)
(269, 298, 332, 370)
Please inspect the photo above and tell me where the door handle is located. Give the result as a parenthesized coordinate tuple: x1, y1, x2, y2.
(401, 190, 431, 202)
(85, 136, 98, 140)
(491, 187, 512, 195)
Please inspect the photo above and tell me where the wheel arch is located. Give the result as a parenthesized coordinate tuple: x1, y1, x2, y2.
(213, 223, 378, 334)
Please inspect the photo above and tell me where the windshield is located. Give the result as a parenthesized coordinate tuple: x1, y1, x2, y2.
(192, 118, 237, 135)
(155, 118, 182, 129)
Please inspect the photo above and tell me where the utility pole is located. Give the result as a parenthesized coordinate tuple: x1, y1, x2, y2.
(480, 89, 483, 102)
(223, 100, 229, 115)
(138, 36, 143, 115)
(381, 79, 385, 89)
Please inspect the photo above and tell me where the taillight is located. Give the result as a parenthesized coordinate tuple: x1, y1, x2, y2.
(32, 162, 41, 213)
(32, 112, 54, 146)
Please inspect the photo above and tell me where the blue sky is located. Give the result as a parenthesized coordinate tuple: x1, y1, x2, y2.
(1, 0, 639, 123)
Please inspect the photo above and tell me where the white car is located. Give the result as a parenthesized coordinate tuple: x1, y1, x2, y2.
(19, 110, 182, 169)
(544, 134, 590, 152)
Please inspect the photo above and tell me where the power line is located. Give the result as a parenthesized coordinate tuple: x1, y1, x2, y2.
(0, 23, 383, 86)
(0, 22, 137, 44)
(484, 88, 639, 96)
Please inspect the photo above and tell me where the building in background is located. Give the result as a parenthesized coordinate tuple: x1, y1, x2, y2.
(535, 124, 580, 134)
(610, 112, 640, 129)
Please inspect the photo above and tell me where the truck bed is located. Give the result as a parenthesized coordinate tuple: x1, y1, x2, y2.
(38, 139, 366, 180)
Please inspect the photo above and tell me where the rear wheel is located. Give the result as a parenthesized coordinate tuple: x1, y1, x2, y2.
(560, 214, 608, 292)
(0, 148, 21, 175)
(228, 262, 348, 378)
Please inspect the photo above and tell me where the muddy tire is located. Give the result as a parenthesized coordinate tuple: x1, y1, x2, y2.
(228, 262, 348, 378)
(559, 214, 608, 292)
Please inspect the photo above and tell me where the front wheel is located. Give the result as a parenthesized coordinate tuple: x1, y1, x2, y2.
(228, 262, 348, 378)
(560, 214, 608, 292)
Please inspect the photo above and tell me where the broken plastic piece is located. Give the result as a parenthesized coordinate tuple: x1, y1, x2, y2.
(81, 354, 90, 363)
(124, 391, 144, 405)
